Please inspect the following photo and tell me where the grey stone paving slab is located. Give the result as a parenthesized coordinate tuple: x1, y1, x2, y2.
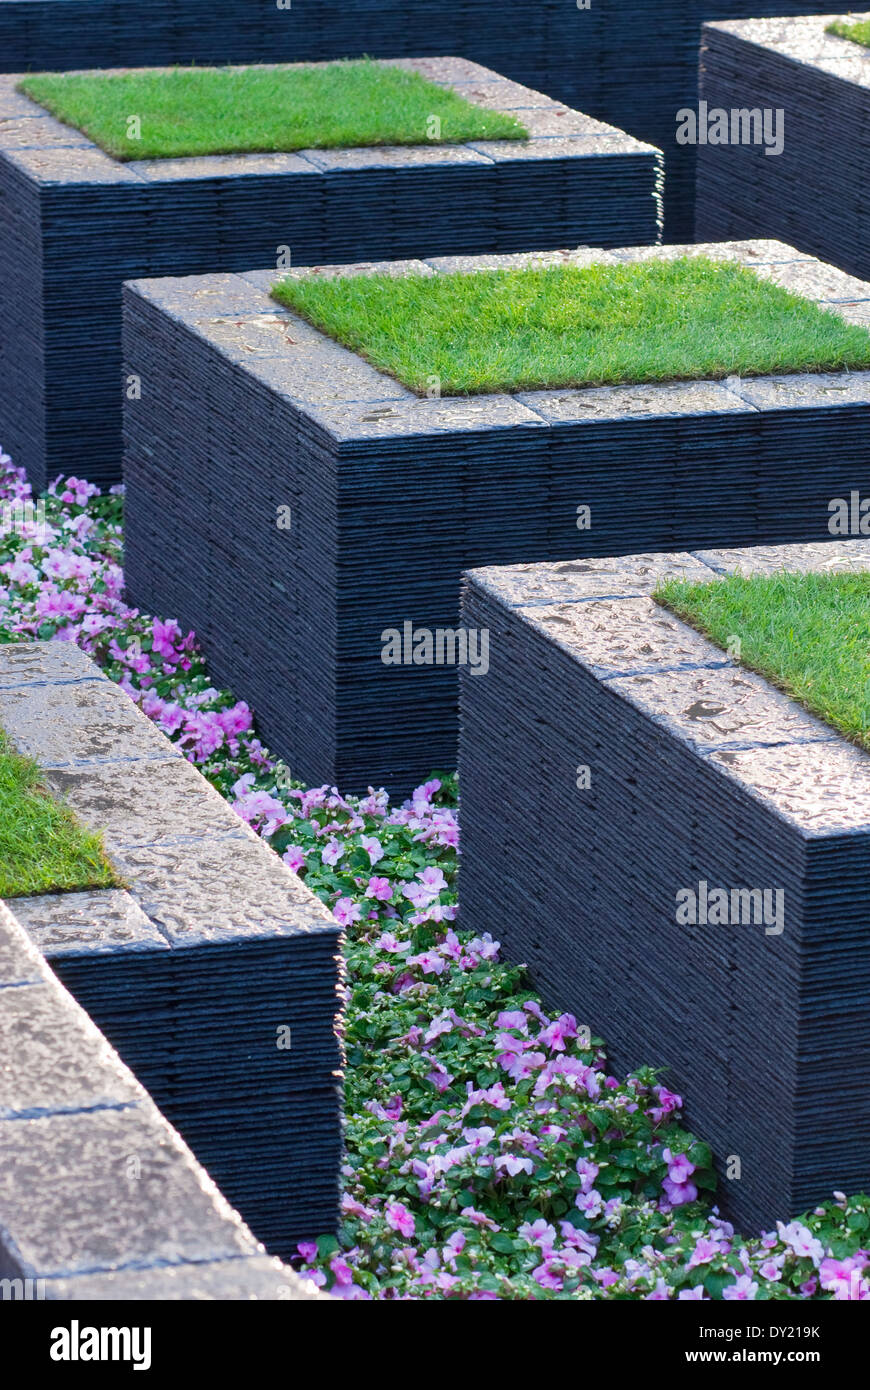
(0, 902, 52, 987)
(695, 539, 870, 576)
(606, 664, 840, 752)
(424, 247, 621, 273)
(43, 757, 257, 852)
(467, 133, 653, 160)
(519, 595, 733, 677)
(111, 836, 341, 947)
(4, 145, 146, 184)
(298, 143, 493, 171)
(0, 116, 92, 149)
(610, 239, 815, 265)
(0, 676, 184, 768)
(303, 393, 548, 443)
(127, 151, 319, 181)
(709, 741, 870, 835)
(0, 79, 45, 118)
(0, 981, 142, 1118)
(451, 77, 557, 109)
(9, 890, 167, 957)
(130, 272, 262, 317)
(468, 553, 719, 607)
(516, 380, 755, 424)
(44, 1254, 327, 1301)
(727, 372, 870, 412)
(752, 260, 870, 303)
(278, 257, 433, 281)
(0, 639, 100, 689)
(0, 1105, 259, 1277)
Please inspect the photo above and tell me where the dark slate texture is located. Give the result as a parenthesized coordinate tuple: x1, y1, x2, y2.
(0, 902, 325, 1299)
(122, 241, 870, 796)
(456, 539, 870, 1230)
(0, 641, 344, 1258)
(0, 60, 661, 489)
(696, 16, 870, 281)
(0, 0, 836, 238)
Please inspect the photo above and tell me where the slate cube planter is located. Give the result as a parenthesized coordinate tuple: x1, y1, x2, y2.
(696, 16, 870, 280)
(0, 641, 344, 1256)
(123, 239, 870, 797)
(0, 61, 662, 490)
(0, 0, 833, 240)
(0, 899, 325, 1299)
(457, 538, 870, 1230)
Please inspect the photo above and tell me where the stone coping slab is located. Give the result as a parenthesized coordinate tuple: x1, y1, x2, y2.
(458, 537, 870, 1227)
(0, 641, 344, 1256)
(0, 57, 662, 490)
(123, 238, 870, 795)
(697, 15, 870, 281)
(0, 901, 325, 1299)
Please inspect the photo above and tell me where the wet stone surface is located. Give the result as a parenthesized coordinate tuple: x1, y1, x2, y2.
(607, 664, 841, 752)
(10, 890, 167, 957)
(0, 981, 142, 1117)
(44, 1254, 326, 1301)
(0, 1105, 258, 1277)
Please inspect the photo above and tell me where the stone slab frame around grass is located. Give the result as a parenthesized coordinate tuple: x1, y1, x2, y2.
(0, 0, 834, 241)
(696, 16, 870, 281)
(457, 538, 870, 1231)
(0, 900, 326, 1299)
(0, 60, 662, 491)
(123, 238, 870, 798)
(0, 641, 344, 1258)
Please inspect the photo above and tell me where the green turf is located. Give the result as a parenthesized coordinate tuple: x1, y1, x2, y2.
(0, 729, 118, 897)
(826, 19, 870, 48)
(272, 257, 870, 395)
(18, 61, 527, 160)
(655, 570, 870, 748)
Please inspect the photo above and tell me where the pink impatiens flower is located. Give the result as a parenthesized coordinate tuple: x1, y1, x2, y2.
(384, 1202, 415, 1238)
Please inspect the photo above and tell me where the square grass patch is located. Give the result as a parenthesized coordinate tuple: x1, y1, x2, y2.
(656, 570, 870, 748)
(17, 60, 528, 160)
(0, 729, 118, 897)
(826, 19, 870, 48)
(271, 257, 870, 394)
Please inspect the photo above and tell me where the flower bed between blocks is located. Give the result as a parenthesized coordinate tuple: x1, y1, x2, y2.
(0, 58, 662, 490)
(696, 15, 870, 281)
(123, 239, 870, 797)
(457, 539, 870, 1230)
(0, 641, 344, 1257)
(3, 452, 870, 1299)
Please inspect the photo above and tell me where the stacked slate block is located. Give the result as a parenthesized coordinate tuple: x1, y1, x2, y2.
(0, 0, 833, 238)
(457, 539, 870, 1230)
(0, 901, 325, 1299)
(0, 641, 344, 1257)
(696, 16, 870, 280)
(123, 240, 870, 797)
(0, 62, 662, 490)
